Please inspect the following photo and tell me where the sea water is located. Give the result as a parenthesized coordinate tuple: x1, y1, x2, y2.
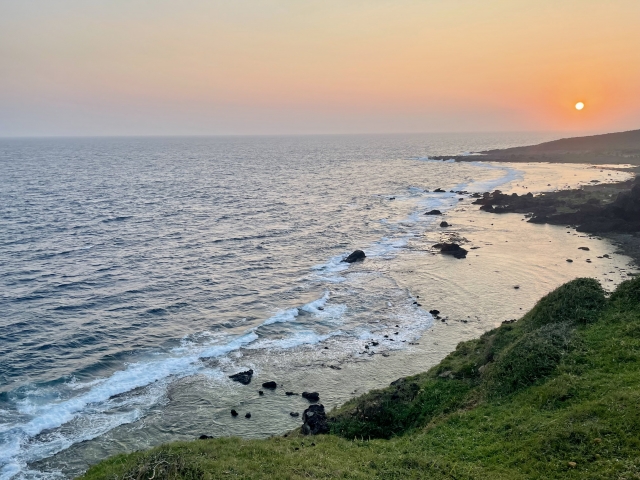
(0, 134, 634, 478)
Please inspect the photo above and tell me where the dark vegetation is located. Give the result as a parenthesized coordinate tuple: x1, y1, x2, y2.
(80, 277, 640, 479)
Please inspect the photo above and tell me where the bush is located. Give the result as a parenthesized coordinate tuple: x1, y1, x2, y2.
(610, 276, 640, 308)
(521, 278, 606, 329)
(484, 322, 575, 397)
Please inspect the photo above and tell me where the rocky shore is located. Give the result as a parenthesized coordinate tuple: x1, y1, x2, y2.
(471, 169, 640, 265)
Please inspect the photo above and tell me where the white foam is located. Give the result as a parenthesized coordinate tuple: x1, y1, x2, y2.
(246, 330, 341, 351)
(462, 162, 524, 193)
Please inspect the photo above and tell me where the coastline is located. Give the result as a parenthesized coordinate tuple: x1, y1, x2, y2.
(8, 134, 640, 478)
(69, 160, 640, 479)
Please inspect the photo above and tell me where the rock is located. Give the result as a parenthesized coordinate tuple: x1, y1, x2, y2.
(231, 409, 239, 417)
(568, 462, 577, 468)
(514, 285, 520, 289)
(425, 209, 442, 215)
(578, 246, 590, 251)
(434, 188, 445, 193)
(290, 412, 300, 417)
(343, 250, 366, 263)
(301, 404, 329, 435)
(566, 259, 573, 263)
(198, 435, 213, 440)
(302, 391, 320, 402)
(429, 309, 440, 316)
(259, 390, 264, 395)
(440, 221, 449, 227)
(262, 381, 277, 389)
(229, 369, 253, 385)
(245, 412, 251, 418)
(285, 391, 297, 396)
(434, 243, 468, 259)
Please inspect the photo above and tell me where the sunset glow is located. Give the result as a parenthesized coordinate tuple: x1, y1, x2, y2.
(0, 1, 639, 136)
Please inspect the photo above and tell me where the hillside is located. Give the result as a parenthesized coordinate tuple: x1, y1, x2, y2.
(79, 276, 640, 479)
(451, 129, 640, 164)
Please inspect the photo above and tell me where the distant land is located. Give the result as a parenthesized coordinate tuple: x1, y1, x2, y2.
(446, 128, 640, 164)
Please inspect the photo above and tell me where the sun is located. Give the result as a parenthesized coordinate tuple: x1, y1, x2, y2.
(575, 102, 585, 111)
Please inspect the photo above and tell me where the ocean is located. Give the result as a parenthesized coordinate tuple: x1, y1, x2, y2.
(0, 133, 634, 479)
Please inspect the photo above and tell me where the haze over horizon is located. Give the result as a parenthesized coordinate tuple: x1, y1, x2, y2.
(1, 1, 639, 137)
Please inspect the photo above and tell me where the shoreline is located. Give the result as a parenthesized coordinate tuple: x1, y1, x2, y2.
(67, 161, 640, 478)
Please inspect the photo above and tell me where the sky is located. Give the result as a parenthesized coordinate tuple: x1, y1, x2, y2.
(1, 0, 639, 137)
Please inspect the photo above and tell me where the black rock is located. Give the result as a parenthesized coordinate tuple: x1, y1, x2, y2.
(343, 250, 366, 263)
(302, 391, 320, 402)
(578, 246, 590, 251)
(433, 243, 468, 259)
(425, 209, 442, 215)
(566, 259, 573, 262)
(198, 435, 213, 440)
(440, 221, 450, 227)
(262, 381, 277, 389)
(259, 390, 264, 395)
(429, 309, 440, 316)
(290, 412, 300, 417)
(434, 188, 445, 193)
(229, 369, 253, 385)
(301, 404, 329, 435)
(231, 409, 239, 417)
(285, 391, 297, 396)
(245, 412, 251, 418)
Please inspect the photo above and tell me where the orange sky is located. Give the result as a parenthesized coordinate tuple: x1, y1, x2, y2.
(1, 1, 639, 136)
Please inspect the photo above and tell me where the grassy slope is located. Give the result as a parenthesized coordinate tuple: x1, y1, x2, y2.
(80, 278, 640, 480)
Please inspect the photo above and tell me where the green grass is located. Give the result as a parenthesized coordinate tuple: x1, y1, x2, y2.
(80, 278, 640, 479)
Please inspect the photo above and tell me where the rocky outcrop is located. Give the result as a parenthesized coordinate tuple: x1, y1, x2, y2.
(229, 369, 253, 385)
(301, 404, 329, 435)
(343, 250, 366, 263)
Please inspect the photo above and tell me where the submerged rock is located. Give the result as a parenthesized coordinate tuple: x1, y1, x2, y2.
(301, 404, 329, 435)
(228, 369, 253, 385)
(343, 250, 366, 263)
(290, 412, 300, 417)
(302, 391, 320, 402)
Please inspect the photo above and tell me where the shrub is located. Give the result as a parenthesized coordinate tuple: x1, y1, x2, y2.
(521, 278, 606, 329)
(484, 322, 575, 397)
